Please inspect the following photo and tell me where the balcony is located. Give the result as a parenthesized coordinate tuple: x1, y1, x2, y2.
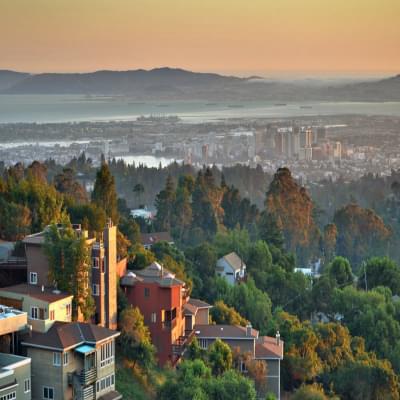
(79, 367, 97, 385)
(75, 384, 94, 400)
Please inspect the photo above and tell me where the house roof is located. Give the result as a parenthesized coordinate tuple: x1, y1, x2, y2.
(217, 252, 246, 272)
(21, 321, 120, 351)
(140, 232, 173, 246)
(121, 262, 184, 287)
(98, 390, 123, 400)
(183, 298, 212, 316)
(0, 284, 72, 303)
(22, 232, 45, 245)
(194, 324, 258, 339)
(255, 336, 284, 360)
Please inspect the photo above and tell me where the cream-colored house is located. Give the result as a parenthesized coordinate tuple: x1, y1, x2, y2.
(0, 284, 73, 333)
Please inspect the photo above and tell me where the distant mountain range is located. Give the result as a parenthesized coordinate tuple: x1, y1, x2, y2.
(0, 67, 399, 101)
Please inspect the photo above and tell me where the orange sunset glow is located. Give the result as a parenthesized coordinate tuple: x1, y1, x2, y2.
(1, 0, 399, 75)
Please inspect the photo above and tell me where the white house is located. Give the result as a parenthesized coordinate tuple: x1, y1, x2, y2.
(216, 252, 246, 285)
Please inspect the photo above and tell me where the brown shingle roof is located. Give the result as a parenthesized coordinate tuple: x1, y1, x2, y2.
(255, 336, 284, 359)
(194, 324, 258, 339)
(184, 298, 212, 316)
(21, 321, 120, 351)
(140, 232, 173, 246)
(0, 284, 72, 303)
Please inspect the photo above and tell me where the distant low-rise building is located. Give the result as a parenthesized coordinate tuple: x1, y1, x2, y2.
(216, 252, 246, 285)
(140, 232, 174, 250)
(194, 324, 283, 399)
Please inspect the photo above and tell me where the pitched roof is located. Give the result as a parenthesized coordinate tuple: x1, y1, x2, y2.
(183, 298, 212, 316)
(140, 232, 173, 246)
(0, 284, 72, 303)
(21, 321, 120, 351)
(121, 262, 184, 287)
(217, 252, 246, 272)
(255, 336, 284, 359)
(194, 324, 258, 339)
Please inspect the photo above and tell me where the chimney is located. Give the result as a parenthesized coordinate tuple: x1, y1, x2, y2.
(246, 323, 252, 337)
(276, 330, 281, 345)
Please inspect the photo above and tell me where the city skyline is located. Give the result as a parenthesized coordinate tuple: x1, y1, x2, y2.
(1, 0, 399, 75)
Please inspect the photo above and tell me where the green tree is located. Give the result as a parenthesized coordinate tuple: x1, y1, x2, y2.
(44, 223, 95, 320)
(325, 256, 353, 287)
(119, 307, 156, 371)
(334, 203, 390, 268)
(291, 384, 329, 400)
(207, 338, 233, 376)
(211, 300, 248, 326)
(133, 183, 145, 207)
(92, 163, 119, 223)
(358, 257, 400, 294)
(154, 175, 176, 231)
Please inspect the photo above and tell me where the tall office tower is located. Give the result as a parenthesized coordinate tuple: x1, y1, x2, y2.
(317, 126, 326, 141)
(305, 128, 313, 148)
(284, 131, 293, 158)
(202, 144, 209, 164)
(334, 141, 342, 160)
(291, 131, 300, 156)
(274, 131, 284, 155)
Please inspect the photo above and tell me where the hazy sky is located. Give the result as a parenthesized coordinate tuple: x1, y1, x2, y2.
(1, 0, 399, 76)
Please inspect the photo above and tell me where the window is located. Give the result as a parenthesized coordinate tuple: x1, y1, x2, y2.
(50, 310, 55, 320)
(53, 352, 61, 366)
(92, 284, 100, 296)
(30, 306, 39, 320)
(101, 258, 105, 273)
(63, 352, 69, 366)
(100, 340, 114, 367)
(151, 312, 157, 323)
(96, 373, 115, 393)
(198, 339, 208, 350)
(240, 361, 248, 373)
(43, 387, 54, 400)
(66, 304, 71, 317)
(30, 272, 37, 284)
(24, 378, 31, 393)
(92, 257, 99, 268)
(144, 288, 150, 298)
(0, 392, 16, 400)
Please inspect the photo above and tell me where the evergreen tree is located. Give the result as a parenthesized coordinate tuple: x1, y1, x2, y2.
(91, 163, 119, 223)
(155, 175, 176, 231)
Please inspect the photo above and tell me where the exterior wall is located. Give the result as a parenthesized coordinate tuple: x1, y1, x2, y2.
(27, 347, 65, 400)
(0, 291, 72, 334)
(0, 353, 31, 400)
(25, 244, 50, 287)
(95, 339, 116, 399)
(91, 244, 106, 327)
(263, 359, 280, 400)
(104, 225, 117, 330)
(124, 282, 185, 366)
(198, 337, 255, 356)
(216, 259, 236, 285)
(61, 350, 79, 400)
(194, 309, 209, 325)
(0, 310, 27, 336)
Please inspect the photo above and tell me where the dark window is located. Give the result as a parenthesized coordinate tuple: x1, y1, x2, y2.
(144, 288, 150, 298)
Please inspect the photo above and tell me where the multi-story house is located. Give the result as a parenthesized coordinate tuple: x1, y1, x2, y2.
(121, 261, 283, 398)
(0, 305, 31, 400)
(21, 321, 121, 400)
(0, 284, 73, 333)
(216, 252, 246, 285)
(22, 221, 118, 330)
(194, 324, 283, 399)
(120, 262, 190, 366)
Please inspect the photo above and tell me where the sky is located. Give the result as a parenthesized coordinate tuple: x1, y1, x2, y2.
(1, 0, 399, 76)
